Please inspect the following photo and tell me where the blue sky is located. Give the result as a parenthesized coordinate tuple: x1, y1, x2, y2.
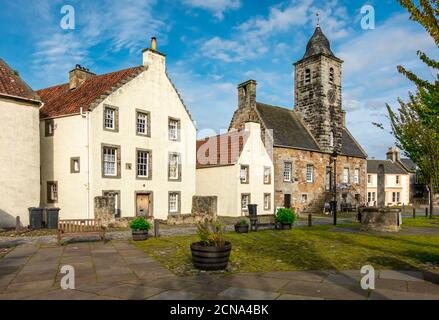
(0, 0, 437, 158)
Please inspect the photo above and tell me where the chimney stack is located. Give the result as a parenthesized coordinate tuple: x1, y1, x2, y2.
(386, 147, 400, 162)
(142, 37, 166, 72)
(69, 64, 95, 90)
(237, 80, 257, 109)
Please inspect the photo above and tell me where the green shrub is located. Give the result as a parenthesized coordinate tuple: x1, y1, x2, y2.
(196, 218, 226, 247)
(236, 219, 248, 226)
(275, 208, 296, 225)
(129, 217, 152, 231)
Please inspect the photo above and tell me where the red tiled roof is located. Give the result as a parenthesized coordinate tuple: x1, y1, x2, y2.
(0, 59, 40, 102)
(196, 130, 249, 168)
(37, 66, 144, 118)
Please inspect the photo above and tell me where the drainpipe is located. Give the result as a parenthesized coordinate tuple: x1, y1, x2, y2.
(80, 107, 91, 219)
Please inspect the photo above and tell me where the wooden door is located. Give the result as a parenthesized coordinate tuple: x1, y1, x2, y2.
(136, 194, 150, 216)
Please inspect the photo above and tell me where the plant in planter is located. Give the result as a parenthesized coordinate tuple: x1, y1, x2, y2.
(190, 218, 232, 271)
(234, 219, 249, 233)
(275, 208, 296, 230)
(130, 217, 151, 241)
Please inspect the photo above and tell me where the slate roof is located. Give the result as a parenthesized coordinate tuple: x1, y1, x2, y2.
(303, 26, 336, 59)
(367, 160, 408, 174)
(196, 131, 249, 169)
(37, 66, 145, 118)
(254, 102, 367, 158)
(0, 58, 40, 102)
(400, 158, 417, 172)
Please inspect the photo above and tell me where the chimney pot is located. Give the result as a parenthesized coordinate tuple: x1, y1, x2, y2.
(151, 37, 157, 51)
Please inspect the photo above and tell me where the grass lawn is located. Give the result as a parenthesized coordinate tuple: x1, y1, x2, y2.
(402, 216, 439, 228)
(133, 224, 439, 276)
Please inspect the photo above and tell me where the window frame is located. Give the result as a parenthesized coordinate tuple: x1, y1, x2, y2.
(101, 144, 121, 179)
(301, 194, 308, 204)
(240, 165, 249, 184)
(264, 193, 271, 210)
(168, 191, 181, 215)
(283, 162, 292, 182)
(45, 119, 55, 137)
(354, 168, 360, 184)
(263, 166, 271, 184)
(305, 68, 311, 84)
(136, 149, 152, 180)
(395, 175, 400, 185)
(343, 167, 350, 183)
(241, 193, 251, 212)
(306, 164, 314, 183)
(70, 157, 80, 174)
(168, 152, 182, 181)
(47, 181, 58, 203)
(136, 109, 151, 137)
(103, 105, 119, 132)
(168, 117, 181, 141)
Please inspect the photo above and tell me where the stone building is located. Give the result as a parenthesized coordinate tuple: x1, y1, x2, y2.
(0, 59, 42, 227)
(229, 26, 367, 213)
(37, 39, 196, 221)
(196, 122, 274, 217)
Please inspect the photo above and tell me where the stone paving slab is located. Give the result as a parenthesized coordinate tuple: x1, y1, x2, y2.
(218, 287, 280, 300)
(2, 241, 439, 300)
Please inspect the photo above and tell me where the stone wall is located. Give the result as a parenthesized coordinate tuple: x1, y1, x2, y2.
(273, 147, 367, 213)
(94, 196, 115, 227)
(191, 196, 217, 216)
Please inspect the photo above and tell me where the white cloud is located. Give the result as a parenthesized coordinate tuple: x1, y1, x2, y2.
(199, 0, 350, 62)
(182, 0, 241, 20)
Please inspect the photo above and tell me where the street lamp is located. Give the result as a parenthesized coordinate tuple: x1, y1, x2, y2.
(331, 151, 338, 225)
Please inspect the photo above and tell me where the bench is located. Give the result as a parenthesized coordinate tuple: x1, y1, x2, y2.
(249, 214, 278, 231)
(58, 219, 106, 245)
(340, 203, 355, 213)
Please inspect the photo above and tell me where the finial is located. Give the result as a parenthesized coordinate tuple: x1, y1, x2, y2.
(316, 11, 320, 27)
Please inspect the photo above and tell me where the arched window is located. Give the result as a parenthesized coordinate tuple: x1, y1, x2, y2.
(329, 67, 334, 84)
(305, 69, 311, 84)
(329, 131, 334, 147)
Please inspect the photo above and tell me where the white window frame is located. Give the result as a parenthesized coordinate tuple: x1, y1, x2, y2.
(354, 168, 360, 184)
(367, 174, 371, 184)
(48, 182, 58, 202)
(168, 119, 179, 141)
(301, 194, 308, 204)
(283, 162, 292, 182)
(136, 112, 148, 135)
(103, 147, 117, 177)
(240, 165, 249, 183)
(264, 194, 271, 210)
(241, 194, 250, 211)
(396, 175, 400, 185)
(137, 150, 149, 178)
(168, 153, 180, 180)
(169, 193, 179, 213)
(263, 167, 271, 184)
(343, 168, 349, 183)
(396, 192, 400, 203)
(104, 107, 115, 130)
(306, 164, 314, 183)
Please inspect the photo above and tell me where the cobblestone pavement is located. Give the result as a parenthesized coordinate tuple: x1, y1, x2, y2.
(1, 241, 438, 300)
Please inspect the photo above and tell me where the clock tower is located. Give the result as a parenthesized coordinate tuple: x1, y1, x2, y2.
(294, 25, 344, 154)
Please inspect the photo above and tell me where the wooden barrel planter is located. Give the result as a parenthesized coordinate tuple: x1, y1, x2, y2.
(234, 224, 249, 233)
(132, 230, 148, 241)
(190, 242, 232, 271)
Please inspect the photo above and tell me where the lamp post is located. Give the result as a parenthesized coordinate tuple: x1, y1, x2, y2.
(332, 151, 338, 225)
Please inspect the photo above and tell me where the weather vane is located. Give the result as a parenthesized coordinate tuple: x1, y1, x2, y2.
(316, 11, 320, 27)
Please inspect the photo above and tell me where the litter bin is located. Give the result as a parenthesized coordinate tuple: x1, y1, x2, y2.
(248, 204, 258, 217)
(28, 207, 43, 229)
(45, 208, 60, 229)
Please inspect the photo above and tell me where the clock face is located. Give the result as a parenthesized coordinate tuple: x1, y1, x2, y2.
(327, 89, 336, 104)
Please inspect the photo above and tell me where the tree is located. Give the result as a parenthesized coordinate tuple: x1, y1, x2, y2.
(386, 93, 439, 218)
(397, 0, 439, 136)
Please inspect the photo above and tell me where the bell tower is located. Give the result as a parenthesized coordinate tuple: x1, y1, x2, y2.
(294, 24, 344, 154)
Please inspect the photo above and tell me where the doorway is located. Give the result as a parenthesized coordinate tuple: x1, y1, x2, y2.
(284, 194, 291, 208)
(135, 192, 152, 217)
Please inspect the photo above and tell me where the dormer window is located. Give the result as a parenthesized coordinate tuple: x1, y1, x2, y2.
(305, 69, 311, 84)
(329, 67, 334, 84)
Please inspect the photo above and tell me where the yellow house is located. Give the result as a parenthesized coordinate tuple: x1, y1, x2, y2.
(0, 59, 41, 227)
(37, 39, 196, 221)
(196, 122, 274, 217)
